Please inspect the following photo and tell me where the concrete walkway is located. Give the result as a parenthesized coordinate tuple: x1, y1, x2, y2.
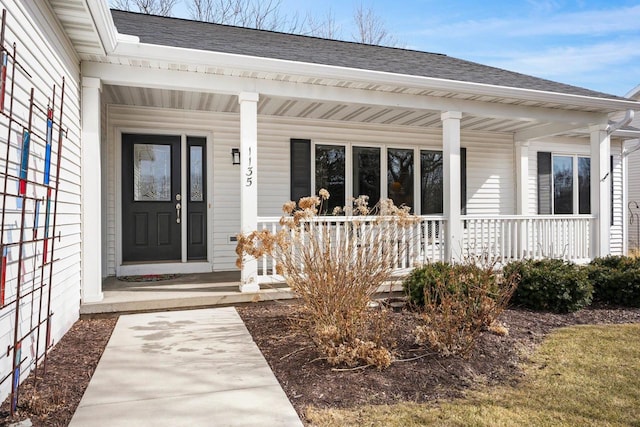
(69, 308, 303, 427)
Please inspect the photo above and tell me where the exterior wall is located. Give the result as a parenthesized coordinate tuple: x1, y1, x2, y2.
(104, 105, 515, 273)
(0, 1, 81, 403)
(528, 138, 625, 255)
(628, 147, 640, 252)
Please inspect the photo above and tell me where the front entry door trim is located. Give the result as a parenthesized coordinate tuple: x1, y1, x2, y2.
(115, 128, 213, 276)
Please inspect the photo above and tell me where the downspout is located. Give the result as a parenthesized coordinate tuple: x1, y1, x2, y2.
(607, 109, 634, 136)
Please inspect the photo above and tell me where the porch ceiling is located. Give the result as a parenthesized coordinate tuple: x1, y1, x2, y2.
(102, 84, 555, 134)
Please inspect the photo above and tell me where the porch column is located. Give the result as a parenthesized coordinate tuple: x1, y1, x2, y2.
(515, 141, 530, 256)
(515, 141, 530, 215)
(239, 92, 260, 292)
(81, 77, 103, 303)
(590, 124, 611, 258)
(442, 111, 462, 262)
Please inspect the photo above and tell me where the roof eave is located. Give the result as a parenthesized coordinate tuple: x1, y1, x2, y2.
(111, 40, 640, 113)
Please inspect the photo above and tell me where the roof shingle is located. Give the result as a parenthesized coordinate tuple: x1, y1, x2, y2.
(111, 10, 625, 101)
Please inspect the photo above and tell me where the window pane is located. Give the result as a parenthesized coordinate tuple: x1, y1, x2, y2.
(553, 156, 573, 214)
(133, 144, 171, 201)
(315, 145, 345, 214)
(353, 146, 380, 208)
(420, 150, 443, 214)
(578, 157, 590, 214)
(387, 148, 414, 210)
(190, 146, 203, 202)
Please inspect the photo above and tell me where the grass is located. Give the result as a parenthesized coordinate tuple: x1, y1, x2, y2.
(305, 324, 640, 427)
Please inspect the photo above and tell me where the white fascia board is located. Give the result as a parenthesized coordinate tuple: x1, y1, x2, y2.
(83, 61, 608, 124)
(85, 0, 118, 54)
(515, 122, 590, 141)
(111, 40, 640, 112)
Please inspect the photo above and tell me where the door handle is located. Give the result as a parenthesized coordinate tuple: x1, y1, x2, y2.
(176, 203, 181, 224)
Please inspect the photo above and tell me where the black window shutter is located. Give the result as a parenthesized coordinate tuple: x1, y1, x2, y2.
(290, 139, 311, 203)
(538, 151, 552, 214)
(461, 147, 467, 214)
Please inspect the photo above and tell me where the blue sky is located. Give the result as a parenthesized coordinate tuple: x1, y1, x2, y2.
(168, 0, 640, 97)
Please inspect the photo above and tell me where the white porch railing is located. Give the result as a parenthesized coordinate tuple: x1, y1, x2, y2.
(461, 215, 594, 263)
(255, 215, 446, 284)
(253, 214, 594, 283)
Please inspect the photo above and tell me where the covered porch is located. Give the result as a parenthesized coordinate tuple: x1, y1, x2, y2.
(78, 35, 630, 301)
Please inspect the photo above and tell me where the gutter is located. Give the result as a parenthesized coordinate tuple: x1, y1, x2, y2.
(85, 0, 118, 54)
(110, 39, 640, 112)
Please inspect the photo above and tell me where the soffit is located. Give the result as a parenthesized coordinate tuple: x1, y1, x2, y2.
(102, 84, 558, 134)
(49, 0, 104, 55)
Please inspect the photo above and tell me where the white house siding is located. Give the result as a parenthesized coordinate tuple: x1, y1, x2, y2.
(528, 138, 624, 255)
(104, 105, 515, 273)
(628, 147, 640, 252)
(0, 1, 81, 403)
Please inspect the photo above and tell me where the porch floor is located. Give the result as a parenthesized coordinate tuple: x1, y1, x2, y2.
(80, 271, 296, 315)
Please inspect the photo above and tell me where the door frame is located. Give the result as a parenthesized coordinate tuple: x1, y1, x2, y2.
(115, 127, 214, 276)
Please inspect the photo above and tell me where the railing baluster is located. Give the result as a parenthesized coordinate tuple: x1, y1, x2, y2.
(254, 214, 594, 283)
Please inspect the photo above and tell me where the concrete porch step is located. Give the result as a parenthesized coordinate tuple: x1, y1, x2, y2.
(81, 271, 405, 315)
(80, 272, 295, 315)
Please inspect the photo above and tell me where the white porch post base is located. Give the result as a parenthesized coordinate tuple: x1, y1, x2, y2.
(239, 92, 260, 293)
(590, 124, 611, 259)
(81, 77, 103, 303)
(442, 111, 462, 262)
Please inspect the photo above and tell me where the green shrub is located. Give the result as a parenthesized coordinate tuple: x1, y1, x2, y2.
(588, 256, 640, 307)
(403, 262, 452, 307)
(504, 259, 592, 313)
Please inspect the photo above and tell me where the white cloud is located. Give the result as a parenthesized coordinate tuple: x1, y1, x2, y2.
(483, 39, 640, 79)
(415, 5, 640, 38)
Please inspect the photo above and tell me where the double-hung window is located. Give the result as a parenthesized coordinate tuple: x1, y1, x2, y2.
(387, 148, 414, 209)
(539, 152, 591, 215)
(314, 144, 345, 213)
(353, 146, 381, 208)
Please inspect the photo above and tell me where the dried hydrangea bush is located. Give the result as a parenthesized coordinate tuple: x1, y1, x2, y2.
(237, 191, 419, 368)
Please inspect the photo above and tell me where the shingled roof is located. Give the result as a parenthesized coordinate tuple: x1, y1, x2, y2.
(111, 10, 624, 101)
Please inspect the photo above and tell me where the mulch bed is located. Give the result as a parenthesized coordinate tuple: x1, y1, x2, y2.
(237, 303, 640, 421)
(0, 317, 117, 427)
(1, 304, 639, 426)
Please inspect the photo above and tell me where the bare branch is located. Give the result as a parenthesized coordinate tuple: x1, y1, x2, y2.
(352, 3, 400, 47)
(305, 8, 341, 39)
(110, 0, 178, 16)
(186, 0, 304, 33)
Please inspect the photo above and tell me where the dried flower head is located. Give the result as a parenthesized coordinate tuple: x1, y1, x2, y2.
(318, 188, 330, 200)
(298, 196, 320, 210)
(282, 200, 296, 215)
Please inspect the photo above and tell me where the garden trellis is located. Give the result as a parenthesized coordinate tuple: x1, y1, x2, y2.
(0, 9, 68, 415)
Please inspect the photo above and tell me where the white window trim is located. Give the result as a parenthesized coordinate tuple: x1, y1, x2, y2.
(551, 153, 590, 215)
